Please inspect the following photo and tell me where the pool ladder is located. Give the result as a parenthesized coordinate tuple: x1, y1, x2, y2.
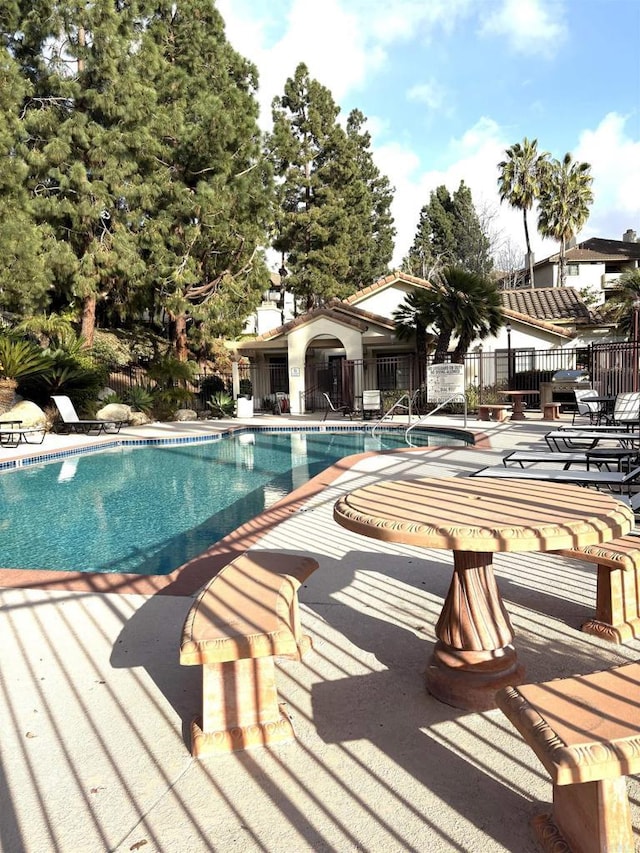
(370, 392, 467, 444)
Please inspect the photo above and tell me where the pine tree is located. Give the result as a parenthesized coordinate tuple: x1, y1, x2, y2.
(270, 64, 394, 310)
(134, 0, 272, 359)
(269, 63, 353, 310)
(345, 109, 395, 285)
(0, 46, 51, 314)
(404, 181, 492, 278)
(12, 1, 152, 344)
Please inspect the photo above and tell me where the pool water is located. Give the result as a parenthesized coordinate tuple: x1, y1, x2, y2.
(2, 429, 469, 575)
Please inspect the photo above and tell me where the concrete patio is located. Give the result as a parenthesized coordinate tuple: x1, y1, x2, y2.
(1, 412, 639, 853)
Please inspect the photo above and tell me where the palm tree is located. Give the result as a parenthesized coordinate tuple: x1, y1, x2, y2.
(393, 289, 439, 379)
(601, 269, 640, 339)
(497, 138, 549, 288)
(0, 336, 54, 411)
(393, 267, 505, 365)
(537, 153, 593, 287)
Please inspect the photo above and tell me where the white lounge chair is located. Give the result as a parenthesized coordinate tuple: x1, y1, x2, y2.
(362, 390, 382, 420)
(51, 395, 126, 435)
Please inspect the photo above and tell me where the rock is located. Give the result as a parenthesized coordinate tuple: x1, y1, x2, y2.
(174, 409, 198, 421)
(3, 400, 47, 428)
(96, 402, 132, 422)
(129, 411, 151, 426)
(97, 387, 116, 400)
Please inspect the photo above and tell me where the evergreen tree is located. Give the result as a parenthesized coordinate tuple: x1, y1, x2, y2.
(270, 64, 393, 310)
(0, 46, 51, 314)
(404, 181, 492, 278)
(11, 1, 152, 344)
(135, 0, 272, 359)
(270, 63, 354, 310)
(345, 109, 395, 285)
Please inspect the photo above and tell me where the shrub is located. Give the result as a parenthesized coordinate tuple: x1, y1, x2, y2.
(207, 392, 235, 418)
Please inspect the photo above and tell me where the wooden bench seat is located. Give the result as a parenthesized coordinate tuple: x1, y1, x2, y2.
(180, 551, 318, 757)
(555, 535, 640, 643)
(477, 404, 510, 422)
(497, 661, 640, 853)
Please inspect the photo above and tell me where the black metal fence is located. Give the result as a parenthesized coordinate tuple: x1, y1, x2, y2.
(107, 341, 640, 415)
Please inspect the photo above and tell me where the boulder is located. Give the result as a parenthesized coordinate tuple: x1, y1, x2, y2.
(129, 411, 151, 426)
(96, 402, 132, 422)
(2, 400, 47, 428)
(97, 387, 116, 400)
(175, 408, 198, 422)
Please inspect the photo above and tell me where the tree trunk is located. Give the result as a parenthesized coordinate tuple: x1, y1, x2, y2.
(80, 294, 96, 347)
(433, 328, 452, 363)
(172, 313, 189, 361)
(523, 210, 535, 288)
(0, 378, 18, 413)
(559, 237, 567, 287)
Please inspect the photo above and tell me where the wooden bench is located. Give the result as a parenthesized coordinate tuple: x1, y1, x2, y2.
(477, 404, 510, 422)
(497, 660, 640, 853)
(180, 551, 318, 757)
(555, 535, 640, 643)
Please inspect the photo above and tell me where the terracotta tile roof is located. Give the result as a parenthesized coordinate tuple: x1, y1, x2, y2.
(502, 307, 574, 338)
(342, 270, 433, 304)
(247, 300, 395, 343)
(501, 287, 607, 326)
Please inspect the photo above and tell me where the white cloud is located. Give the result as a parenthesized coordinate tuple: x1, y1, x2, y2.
(574, 112, 640, 240)
(219, 0, 388, 125)
(379, 116, 558, 268)
(480, 0, 568, 58)
(217, 2, 638, 273)
(406, 80, 446, 111)
(218, 0, 475, 125)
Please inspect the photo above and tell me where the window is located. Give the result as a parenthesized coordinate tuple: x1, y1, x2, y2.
(567, 264, 579, 276)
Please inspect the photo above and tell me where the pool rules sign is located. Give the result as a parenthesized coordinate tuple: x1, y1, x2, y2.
(427, 364, 465, 403)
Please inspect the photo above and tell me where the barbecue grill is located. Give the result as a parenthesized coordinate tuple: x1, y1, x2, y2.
(540, 370, 591, 410)
(551, 369, 590, 384)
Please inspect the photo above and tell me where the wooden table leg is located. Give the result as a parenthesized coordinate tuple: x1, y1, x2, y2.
(425, 550, 525, 711)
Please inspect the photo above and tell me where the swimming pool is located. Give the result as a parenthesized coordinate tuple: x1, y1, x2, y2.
(2, 428, 470, 575)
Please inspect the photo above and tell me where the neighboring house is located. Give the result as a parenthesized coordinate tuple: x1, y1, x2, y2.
(500, 286, 617, 346)
(503, 230, 640, 297)
(232, 271, 604, 414)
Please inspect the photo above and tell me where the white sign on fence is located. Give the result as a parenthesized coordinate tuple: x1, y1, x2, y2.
(427, 363, 465, 403)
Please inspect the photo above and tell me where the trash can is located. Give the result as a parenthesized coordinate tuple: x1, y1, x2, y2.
(236, 395, 254, 418)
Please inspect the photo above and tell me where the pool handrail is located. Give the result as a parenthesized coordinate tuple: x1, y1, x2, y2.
(405, 393, 467, 445)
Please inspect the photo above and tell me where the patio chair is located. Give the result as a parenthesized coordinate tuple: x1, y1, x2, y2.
(321, 392, 353, 422)
(362, 390, 382, 420)
(611, 391, 640, 428)
(572, 388, 601, 425)
(51, 395, 126, 435)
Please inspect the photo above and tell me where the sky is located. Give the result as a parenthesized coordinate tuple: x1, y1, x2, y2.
(216, 0, 640, 271)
